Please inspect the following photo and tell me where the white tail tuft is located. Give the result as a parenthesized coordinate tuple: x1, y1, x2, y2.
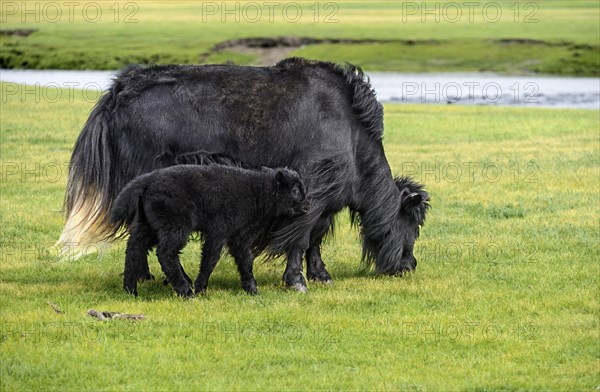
(55, 197, 113, 260)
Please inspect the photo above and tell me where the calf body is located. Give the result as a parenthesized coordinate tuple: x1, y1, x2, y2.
(110, 165, 309, 297)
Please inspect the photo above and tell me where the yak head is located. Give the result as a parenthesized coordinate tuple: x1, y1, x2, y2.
(391, 176, 430, 273)
(273, 169, 310, 217)
(360, 176, 430, 275)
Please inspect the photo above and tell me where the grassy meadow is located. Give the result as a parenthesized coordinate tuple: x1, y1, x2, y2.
(1, 1, 599, 75)
(1, 0, 599, 389)
(0, 83, 598, 390)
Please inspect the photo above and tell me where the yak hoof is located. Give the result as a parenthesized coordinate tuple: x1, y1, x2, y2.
(290, 282, 308, 293)
(308, 276, 333, 284)
(308, 272, 333, 284)
(307, 267, 333, 283)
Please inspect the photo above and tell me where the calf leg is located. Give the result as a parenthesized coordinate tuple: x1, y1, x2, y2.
(155, 231, 194, 298)
(228, 242, 258, 295)
(123, 222, 156, 296)
(306, 215, 333, 283)
(284, 247, 308, 293)
(136, 233, 157, 283)
(194, 236, 225, 294)
(163, 268, 193, 286)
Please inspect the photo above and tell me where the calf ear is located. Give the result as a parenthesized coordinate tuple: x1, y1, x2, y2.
(275, 170, 289, 189)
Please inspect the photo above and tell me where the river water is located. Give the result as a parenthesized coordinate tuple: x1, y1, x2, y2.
(1, 69, 598, 109)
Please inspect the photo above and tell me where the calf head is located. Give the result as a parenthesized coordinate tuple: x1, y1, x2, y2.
(274, 169, 310, 216)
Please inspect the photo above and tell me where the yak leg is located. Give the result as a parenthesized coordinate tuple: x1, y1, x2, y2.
(306, 245, 332, 283)
(228, 241, 258, 295)
(284, 247, 308, 292)
(194, 235, 225, 294)
(306, 215, 333, 283)
(123, 222, 156, 296)
(155, 231, 194, 298)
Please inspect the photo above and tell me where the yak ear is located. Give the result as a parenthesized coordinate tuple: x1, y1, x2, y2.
(400, 188, 425, 210)
(395, 176, 428, 210)
(402, 192, 424, 210)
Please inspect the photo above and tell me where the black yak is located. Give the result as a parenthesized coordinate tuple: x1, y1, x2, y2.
(110, 165, 309, 297)
(58, 57, 430, 292)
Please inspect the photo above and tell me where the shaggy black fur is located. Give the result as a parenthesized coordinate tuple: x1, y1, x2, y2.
(109, 165, 309, 297)
(351, 176, 430, 274)
(63, 57, 429, 292)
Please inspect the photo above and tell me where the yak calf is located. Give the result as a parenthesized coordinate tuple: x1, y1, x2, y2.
(110, 165, 310, 297)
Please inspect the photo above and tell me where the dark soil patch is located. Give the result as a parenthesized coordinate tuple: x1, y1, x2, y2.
(199, 36, 441, 65)
(0, 29, 38, 37)
(494, 38, 574, 47)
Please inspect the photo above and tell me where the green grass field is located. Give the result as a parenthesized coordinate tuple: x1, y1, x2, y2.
(1, 1, 599, 74)
(0, 83, 598, 390)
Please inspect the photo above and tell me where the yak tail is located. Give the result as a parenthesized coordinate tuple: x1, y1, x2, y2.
(55, 92, 120, 259)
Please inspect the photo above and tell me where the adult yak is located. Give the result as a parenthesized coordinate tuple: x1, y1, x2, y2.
(58, 57, 430, 292)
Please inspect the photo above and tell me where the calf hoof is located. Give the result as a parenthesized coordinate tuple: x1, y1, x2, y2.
(242, 280, 258, 295)
(138, 272, 155, 282)
(175, 284, 195, 299)
(123, 284, 138, 297)
(194, 281, 208, 295)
